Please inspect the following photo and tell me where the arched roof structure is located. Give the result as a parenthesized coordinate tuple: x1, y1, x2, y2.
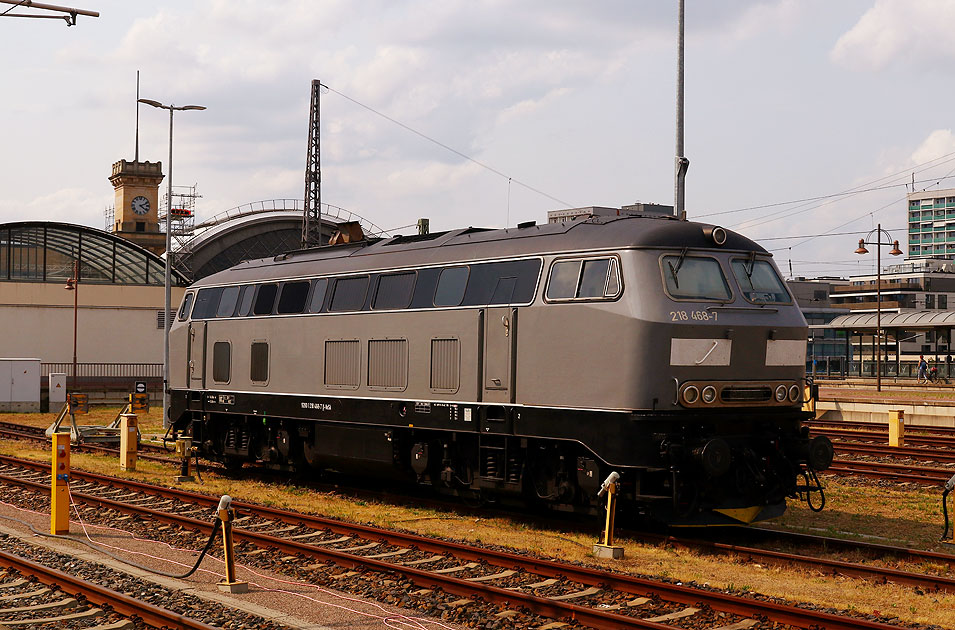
(0, 221, 188, 286)
(172, 200, 390, 281)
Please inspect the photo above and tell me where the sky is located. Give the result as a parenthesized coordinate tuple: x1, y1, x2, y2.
(2, 0, 955, 279)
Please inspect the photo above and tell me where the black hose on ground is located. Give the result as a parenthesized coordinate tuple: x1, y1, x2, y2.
(0, 509, 221, 579)
(941, 474, 955, 542)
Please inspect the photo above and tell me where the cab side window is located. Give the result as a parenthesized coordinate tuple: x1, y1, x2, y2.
(546, 257, 621, 301)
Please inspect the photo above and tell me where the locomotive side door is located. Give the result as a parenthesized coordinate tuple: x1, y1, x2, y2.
(483, 306, 516, 404)
(187, 321, 207, 389)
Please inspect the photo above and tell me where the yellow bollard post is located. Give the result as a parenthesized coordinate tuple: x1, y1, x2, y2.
(120, 413, 138, 471)
(889, 409, 905, 447)
(215, 496, 248, 593)
(51, 433, 70, 535)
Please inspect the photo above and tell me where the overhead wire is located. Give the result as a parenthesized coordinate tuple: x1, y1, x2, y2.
(320, 83, 573, 209)
(699, 150, 955, 222)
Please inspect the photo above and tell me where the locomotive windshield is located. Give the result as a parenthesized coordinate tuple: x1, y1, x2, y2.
(730, 258, 790, 304)
(661, 255, 731, 301)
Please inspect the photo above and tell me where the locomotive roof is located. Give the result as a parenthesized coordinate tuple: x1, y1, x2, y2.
(193, 214, 768, 287)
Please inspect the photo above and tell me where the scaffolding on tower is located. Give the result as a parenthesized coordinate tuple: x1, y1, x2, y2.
(161, 184, 200, 273)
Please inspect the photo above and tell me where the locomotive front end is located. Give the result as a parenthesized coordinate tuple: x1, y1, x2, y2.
(628, 228, 832, 526)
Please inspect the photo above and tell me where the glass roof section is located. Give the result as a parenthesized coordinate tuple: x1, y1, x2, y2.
(0, 222, 188, 286)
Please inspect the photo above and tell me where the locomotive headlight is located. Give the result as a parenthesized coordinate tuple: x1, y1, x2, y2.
(682, 385, 700, 405)
(701, 385, 717, 404)
(788, 384, 801, 402)
(774, 385, 788, 402)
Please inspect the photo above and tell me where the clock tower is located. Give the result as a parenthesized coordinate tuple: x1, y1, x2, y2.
(109, 159, 166, 254)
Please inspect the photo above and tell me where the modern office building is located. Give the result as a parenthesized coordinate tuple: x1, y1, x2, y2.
(907, 188, 955, 259)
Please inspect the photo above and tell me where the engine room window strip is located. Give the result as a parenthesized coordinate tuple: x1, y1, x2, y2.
(183, 257, 542, 320)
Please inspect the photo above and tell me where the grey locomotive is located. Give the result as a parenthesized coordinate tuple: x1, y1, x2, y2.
(168, 213, 832, 526)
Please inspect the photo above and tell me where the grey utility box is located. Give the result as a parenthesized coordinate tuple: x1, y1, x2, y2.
(0, 359, 41, 412)
(49, 373, 67, 405)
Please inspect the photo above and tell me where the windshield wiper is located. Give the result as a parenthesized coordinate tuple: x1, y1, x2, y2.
(744, 251, 757, 283)
(667, 248, 688, 289)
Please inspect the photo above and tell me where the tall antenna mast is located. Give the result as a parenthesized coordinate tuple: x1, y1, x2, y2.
(674, 0, 689, 221)
(134, 70, 140, 161)
(302, 79, 322, 248)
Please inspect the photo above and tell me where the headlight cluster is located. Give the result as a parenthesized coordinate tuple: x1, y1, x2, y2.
(680, 381, 803, 407)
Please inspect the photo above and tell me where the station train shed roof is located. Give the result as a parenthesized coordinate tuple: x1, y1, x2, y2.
(0, 221, 188, 285)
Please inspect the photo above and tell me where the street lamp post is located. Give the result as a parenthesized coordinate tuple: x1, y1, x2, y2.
(138, 98, 206, 428)
(854, 223, 903, 391)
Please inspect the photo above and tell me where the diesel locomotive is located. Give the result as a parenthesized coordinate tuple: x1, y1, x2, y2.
(168, 213, 833, 526)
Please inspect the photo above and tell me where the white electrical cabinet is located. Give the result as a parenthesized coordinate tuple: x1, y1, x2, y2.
(0, 359, 41, 412)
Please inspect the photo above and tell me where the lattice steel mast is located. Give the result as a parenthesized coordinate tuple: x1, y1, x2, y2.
(302, 79, 322, 248)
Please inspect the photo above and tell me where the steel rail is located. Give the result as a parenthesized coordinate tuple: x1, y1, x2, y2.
(815, 428, 955, 448)
(833, 442, 955, 463)
(0, 455, 921, 630)
(828, 459, 954, 483)
(0, 546, 217, 629)
(809, 419, 955, 435)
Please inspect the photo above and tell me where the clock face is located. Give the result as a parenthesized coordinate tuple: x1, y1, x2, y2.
(131, 196, 150, 215)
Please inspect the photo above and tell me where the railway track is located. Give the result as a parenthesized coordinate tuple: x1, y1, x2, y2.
(0, 546, 218, 629)
(0, 454, 941, 630)
(0, 420, 175, 464)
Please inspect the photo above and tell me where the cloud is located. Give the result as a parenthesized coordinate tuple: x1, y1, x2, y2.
(2, 188, 108, 228)
(831, 0, 955, 72)
(911, 129, 955, 166)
